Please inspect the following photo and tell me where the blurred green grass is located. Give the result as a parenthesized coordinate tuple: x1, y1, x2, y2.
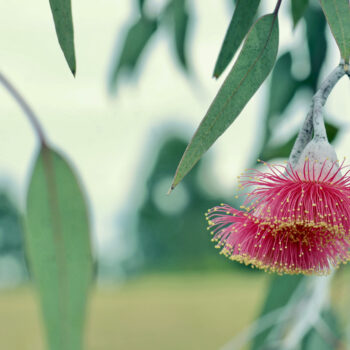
(0, 272, 267, 350)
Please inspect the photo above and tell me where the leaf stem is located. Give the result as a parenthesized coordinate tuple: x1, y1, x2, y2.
(0, 72, 47, 146)
(273, 0, 282, 15)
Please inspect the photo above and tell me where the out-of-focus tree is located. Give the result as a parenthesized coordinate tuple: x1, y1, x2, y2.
(0, 191, 27, 286)
(120, 135, 243, 273)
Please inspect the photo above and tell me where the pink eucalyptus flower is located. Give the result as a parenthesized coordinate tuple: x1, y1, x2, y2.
(206, 141, 350, 275)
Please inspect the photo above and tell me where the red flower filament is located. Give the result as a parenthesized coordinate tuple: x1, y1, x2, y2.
(206, 160, 350, 275)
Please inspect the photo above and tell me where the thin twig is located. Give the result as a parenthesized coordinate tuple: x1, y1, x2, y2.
(0, 72, 47, 145)
(273, 0, 282, 15)
(289, 64, 347, 165)
(288, 106, 313, 167)
(312, 65, 345, 141)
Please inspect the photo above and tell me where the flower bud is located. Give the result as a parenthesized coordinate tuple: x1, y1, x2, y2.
(294, 139, 339, 180)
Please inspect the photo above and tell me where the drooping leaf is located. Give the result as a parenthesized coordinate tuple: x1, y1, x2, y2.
(291, 0, 309, 27)
(267, 52, 298, 119)
(109, 15, 158, 91)
(26, 145, 93, 350)
(250, 275, 304, 350)
(260, 121, 339, 161)
(171, 14, 279, 191)
(138, 0, 146, 12)
(48, 0, 76, 75)
(319, 0, 350, 61)
(172, 0, 190, 70)
(305, 7, 328, 91)
(213, 0, 261, 78)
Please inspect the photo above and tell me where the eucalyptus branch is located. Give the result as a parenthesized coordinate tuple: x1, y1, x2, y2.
(313, 64, 346, 142)
(288, 107, 313, 167)
(0, 72, 47, 145)
(289, 64, 347, 165)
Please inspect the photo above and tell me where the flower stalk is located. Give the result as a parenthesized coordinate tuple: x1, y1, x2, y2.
(289, 63, 347, 167)
(0, 72, 47, 146)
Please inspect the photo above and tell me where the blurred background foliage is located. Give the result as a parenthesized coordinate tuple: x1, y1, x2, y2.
(109, 0, 191, 91)
(105, 1, 342, 276)
(0, 191, 27, 286)
(130, 136, 232, 272)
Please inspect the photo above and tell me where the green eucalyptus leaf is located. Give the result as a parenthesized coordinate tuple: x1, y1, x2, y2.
(213, 0, 261, 78)
(109, 15, 158, 91)
(267, 52, 298, 119)
(171, 14, 279, 191)
(26, 145, 93, 350)
(305, 7, 328, 91)
(319, 0, 350, 61)
(48, 0, 76, 75)
(325, 121, 339, 143)
(260, 137, 295, 161)
(172, 0, 190, 70)
(291, 0, 309, 28)
(138, 0, 146, 12)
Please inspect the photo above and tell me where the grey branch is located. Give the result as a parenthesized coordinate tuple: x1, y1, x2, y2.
(313, 65, 345, 141)
(289, 107, 313, 167)
(289, 64, 347, 166)
(0, 72, 47, 145)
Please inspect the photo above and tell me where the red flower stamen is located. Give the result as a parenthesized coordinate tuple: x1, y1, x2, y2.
(206, 160, 350, 275)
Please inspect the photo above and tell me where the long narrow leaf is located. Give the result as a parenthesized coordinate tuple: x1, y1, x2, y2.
(171, 14, 279, 191)
(213, 0, 261, 78)
(267, 52, 297, 118)
(319, 0, 350, 61)
(305, 7, 328, 91)
(109, 16, 158, 91)
(173, 0, 190, 70)
(48, 0, 76, 75)
(291, 0, 309, 28)
(26, 145, 93, 350)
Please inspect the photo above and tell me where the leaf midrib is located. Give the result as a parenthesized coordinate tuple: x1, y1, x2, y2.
(203, 14, 278, 141)
(173, 14, 278, 188)
(41, 147, 70, 350)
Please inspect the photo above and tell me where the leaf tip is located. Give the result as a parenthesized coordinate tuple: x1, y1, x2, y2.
(167, 185, 175, 195)
(67, 58, 76, 77)
(212, 66, 221, 79)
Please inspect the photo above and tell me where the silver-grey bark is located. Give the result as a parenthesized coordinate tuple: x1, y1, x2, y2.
(288, 63, 347, 166)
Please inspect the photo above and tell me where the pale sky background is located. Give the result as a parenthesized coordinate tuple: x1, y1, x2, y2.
(0, 0, 349, 264)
